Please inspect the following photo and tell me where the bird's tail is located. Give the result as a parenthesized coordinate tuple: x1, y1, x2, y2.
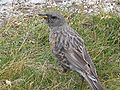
(85, 75, 104, 90)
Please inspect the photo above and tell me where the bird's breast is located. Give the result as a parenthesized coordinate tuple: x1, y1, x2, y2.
(49, 32, 58, 49)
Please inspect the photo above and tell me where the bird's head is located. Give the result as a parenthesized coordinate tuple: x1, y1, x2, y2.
(38, 12, 66, 28)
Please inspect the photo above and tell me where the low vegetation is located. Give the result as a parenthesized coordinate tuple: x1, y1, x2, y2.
(0, 9, 120, 90)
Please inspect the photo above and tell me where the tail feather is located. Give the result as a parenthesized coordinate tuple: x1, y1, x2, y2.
(85, 75, 104, 90)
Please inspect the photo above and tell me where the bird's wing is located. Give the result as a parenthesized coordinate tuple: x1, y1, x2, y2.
(63, 30, 98, 80)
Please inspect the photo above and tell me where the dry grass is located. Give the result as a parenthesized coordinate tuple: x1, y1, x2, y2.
(0, 9, 120, 90)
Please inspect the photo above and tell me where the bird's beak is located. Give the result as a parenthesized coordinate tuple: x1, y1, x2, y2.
(38, 13, 48, 19)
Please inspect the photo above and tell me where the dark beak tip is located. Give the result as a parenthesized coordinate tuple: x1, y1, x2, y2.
(38, 14, 43, 16)
(38, 13, 48, 19)
(38, 13, 46, 16)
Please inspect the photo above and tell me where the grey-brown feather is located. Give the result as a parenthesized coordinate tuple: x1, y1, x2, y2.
(49, 25, 103, 90)
(39, 12, 104, 90)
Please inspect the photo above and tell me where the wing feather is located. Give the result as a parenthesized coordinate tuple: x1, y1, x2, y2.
(62, 29, 98, 79)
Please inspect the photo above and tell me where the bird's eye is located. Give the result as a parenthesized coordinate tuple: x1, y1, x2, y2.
(51, 16, 57, 19)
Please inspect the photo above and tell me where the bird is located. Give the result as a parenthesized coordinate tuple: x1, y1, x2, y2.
(38, 12, 104, 90)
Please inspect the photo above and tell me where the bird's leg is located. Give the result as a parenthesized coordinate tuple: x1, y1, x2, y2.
(56, 65, 69, 73)
(57, 59, 70, 73)
(61, 65, 70, 73)
(80, 76, 84, 90)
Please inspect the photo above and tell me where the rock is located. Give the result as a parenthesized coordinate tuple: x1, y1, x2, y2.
(0, 0, 120, 27)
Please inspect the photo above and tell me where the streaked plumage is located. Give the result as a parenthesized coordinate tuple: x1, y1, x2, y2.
(38, 12, 104, 90)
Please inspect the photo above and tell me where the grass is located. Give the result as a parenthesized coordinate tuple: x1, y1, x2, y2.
(0, 10, 120, 90)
